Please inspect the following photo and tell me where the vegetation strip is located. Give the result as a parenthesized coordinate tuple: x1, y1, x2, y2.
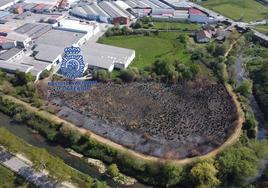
(0, 126, 107, 188)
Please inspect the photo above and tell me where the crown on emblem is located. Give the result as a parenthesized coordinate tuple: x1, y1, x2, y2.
(64, 46, 81, 54)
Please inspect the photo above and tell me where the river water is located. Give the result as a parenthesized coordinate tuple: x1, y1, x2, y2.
(235, 55, 268, 185)
(0, 112, 152, 188)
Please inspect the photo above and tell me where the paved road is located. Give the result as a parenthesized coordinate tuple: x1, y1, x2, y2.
(0, 147, 65, 188)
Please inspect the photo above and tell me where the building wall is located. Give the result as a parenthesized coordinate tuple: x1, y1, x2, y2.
(189, 14, 215, 23)
(112, 17, 129, 25)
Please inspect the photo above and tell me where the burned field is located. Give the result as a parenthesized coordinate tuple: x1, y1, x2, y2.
(50, 80, 238, 159)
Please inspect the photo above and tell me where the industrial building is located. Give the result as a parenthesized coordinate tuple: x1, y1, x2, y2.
(81, 42, 135, 72)
(0, 0, 20, 10)
(98, 1, 131, 25)
(14, 23, 52, 40)
(188, 8, 216, 23)
(70, 3, 111, 23)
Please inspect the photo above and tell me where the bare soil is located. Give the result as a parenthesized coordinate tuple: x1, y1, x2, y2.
(49, 79, 238, 159)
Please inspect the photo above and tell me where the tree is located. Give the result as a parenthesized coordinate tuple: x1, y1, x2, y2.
(191, 161, 220, 188)
(39, 70, 50, 80)
(216, 146, 258, 183)
(178, 34, 188, 44)
(236, 79, 253, 97)
(93, 181, 107, 188)
(214, 44, 227, 57)
(119, 69, 136, 82)
(12, 71, 33, 86)
(160, 163, 183, 187)
(93, 70, 111, 82)
(60, 125, 81, 145)
(206, 42, 216, 54)
(107, 164, 119, 178)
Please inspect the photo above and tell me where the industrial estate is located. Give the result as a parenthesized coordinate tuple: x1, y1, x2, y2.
(0, 0, 267, 188)
(1, 0, 266, 78)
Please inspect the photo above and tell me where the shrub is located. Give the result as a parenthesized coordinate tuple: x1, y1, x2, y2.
(107, 164, 120, 177)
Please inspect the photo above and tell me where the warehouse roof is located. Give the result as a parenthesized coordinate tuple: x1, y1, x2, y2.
(90, 3, 110, 17)
(35, 29, 85, 47)
(24, 0, 58, 6)
(0, 47, 23, 61)
(160, 0, 192, 9)
(33, 44, 63, 63)
(15, 23, 52, 39)
(0, 0, 17, 8)
(6, 32, 30, 42)
(148, 0, 171, 9)
(81, 42, 134, 70)
(98, 1, 128, 18)
(0, 61, 31, 72)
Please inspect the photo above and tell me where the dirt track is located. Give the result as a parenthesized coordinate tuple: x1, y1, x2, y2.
(49, 79, 239, 159)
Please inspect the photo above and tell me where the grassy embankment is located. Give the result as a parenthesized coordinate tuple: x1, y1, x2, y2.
(152, 22, 202, 30)
(0, 164, 37, 188)
(0, 126, 107, 188)
(201, 0, 268, 22)
(254, 25, 268, 34)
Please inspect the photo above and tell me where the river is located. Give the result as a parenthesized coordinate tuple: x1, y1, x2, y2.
(0, 112, 152, 188)
(235, 54, 268, 185)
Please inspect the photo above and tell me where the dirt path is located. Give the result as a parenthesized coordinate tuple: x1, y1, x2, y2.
(2, 92, 244, 165)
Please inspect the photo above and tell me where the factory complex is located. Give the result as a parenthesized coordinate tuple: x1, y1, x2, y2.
(0, 0, 223, 79)
(0, 0, 138, 79)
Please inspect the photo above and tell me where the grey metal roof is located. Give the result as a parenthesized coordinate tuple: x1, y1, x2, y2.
(71, 6, 88, 18)
(124, 0, 151, 9)
(0, 0, 15, 8)
(111, 2, 133, 17)
(90, 3, 110, 17)
(138, 0, 160, 9)
(33, 44, 63, 63)
(148, 0, 170, 8)
(81, 42, 134, 70)
(0, 47, 23, 61)
(15, 23, 52, 39)
(160, 0, 192, 9)
(0, 11, 10, 19)
(0, 61, 31, 72)
(98, 1, 128, 18)
(35, 29, 85, 47)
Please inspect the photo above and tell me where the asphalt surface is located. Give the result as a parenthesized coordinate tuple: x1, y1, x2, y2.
(0, 147, 65, 188)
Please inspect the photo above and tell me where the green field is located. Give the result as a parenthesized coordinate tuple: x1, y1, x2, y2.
(98, 33, 191, 69)
(153, 22, 202, 30)
(254, 24, 268, 34)
(201, 0, 268, 22)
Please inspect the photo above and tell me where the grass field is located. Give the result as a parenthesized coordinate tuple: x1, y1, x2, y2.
(98, 33, 191, 69)
(201, 0, 268, 22)
(254, 25, 268, 34)
(153, 22, 202, 30)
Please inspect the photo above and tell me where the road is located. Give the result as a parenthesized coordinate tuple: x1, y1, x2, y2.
(0, 146, 65, 188)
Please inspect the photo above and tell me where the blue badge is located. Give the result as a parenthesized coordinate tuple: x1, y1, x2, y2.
(60, 46, 85, 80)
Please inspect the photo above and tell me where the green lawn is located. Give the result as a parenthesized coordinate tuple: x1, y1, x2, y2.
(201, 0, 268, 22)
(153, 22, 202, 30)
(254, 24, 268, 34)
(98, 33, 191, 69)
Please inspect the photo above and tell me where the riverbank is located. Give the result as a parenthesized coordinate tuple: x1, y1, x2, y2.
(0, 127, 105, 188)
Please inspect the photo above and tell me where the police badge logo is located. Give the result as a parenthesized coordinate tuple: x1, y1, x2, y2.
(60, 46, 85, 80)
